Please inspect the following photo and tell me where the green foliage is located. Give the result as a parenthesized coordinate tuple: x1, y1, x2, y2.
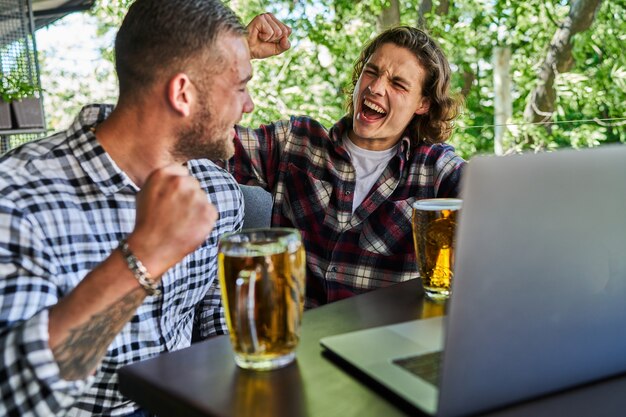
(90, 0, 134, 67)
(231, 0, 378, 127)
(43, 0, 625, 157)
(0, 73, 40, 102)
(415, 0, 626, 156)
(239, 0, 625, 156)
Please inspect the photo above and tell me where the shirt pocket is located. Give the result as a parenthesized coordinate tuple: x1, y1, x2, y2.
(282, 163, 333, 226)
(358, 199, 414, 256)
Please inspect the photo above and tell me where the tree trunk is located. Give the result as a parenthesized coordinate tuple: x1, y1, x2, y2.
(493, 47, 512, 155)
(436, 0, 450, 15)
(377, 0, 401, 31)
(523, 0, 603, 124)
(461, 68, 476, 98)
(418, 0, 433, 28)
(418, 0, 450, 28)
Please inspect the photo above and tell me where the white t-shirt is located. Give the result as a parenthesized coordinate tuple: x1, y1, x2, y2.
(343, 134, 399, 213)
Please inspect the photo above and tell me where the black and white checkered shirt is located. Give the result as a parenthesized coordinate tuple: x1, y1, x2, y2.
(0, 104, 243, 416)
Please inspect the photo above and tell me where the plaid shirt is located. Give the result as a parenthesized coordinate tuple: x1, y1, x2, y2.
(229, 116, 464, 307)
(0, 104, 241, 416)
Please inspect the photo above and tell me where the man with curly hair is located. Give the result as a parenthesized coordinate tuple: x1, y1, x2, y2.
(227, 26, 466, 307)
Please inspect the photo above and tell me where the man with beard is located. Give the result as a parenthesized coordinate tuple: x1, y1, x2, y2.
(0, 1, 288, 416)
(227, 25, 466, 308)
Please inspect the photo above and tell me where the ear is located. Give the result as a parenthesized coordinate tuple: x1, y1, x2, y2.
(415, 97, 430, 116)
(167, 73, 194, 117)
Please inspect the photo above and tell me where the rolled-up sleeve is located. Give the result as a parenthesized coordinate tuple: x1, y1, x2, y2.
(1, 310, 94, 415)
(0, 200, 93, 416)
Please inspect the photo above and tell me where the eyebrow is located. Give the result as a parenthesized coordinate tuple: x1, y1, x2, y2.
(240, 74, 253, 85)
(364, 63, 411, 87)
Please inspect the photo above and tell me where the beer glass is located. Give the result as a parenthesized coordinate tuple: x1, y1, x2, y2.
(412, 198, 462, 301)
(218, 228, 306, 370)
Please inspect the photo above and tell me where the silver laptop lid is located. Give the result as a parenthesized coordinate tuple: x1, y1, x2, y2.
(439, 145, 626, 417)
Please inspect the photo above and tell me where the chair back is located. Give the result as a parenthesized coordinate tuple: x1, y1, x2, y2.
(239, 185, 273, 230)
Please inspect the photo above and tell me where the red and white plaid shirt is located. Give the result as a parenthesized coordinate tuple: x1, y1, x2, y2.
(228, 116, 465, 307)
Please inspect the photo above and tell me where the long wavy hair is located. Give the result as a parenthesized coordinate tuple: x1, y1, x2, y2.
(346, 26, 462, 144)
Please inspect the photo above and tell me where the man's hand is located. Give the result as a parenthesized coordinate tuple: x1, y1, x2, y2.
(247, 13, 292, 59)
(130, 164, 218, 278)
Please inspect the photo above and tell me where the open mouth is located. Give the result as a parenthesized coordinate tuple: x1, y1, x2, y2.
(361, 99, 387, 121)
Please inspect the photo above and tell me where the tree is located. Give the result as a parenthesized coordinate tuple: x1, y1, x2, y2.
(38, 0, 625, 158)
(523, 0, 603, 145)
(377, 0, 400, 31)
(493, 47, 512, 155)
(407, 0, 624, 154)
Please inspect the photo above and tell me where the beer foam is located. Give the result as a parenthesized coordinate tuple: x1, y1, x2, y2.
(412, 198, 462, 211)
(219, 228, 302, 257)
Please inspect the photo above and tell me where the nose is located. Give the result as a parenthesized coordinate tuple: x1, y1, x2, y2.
(367, 76, 386, 96)
(243, 92, 254, 114)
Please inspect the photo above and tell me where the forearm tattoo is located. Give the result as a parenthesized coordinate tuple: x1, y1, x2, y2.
(52, 288, 145, 380)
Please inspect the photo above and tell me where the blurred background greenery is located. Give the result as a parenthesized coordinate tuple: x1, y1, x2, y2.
(39, 0, 625, 159)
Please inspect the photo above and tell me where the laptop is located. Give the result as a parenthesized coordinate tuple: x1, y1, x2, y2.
(320, 145, 626, 416)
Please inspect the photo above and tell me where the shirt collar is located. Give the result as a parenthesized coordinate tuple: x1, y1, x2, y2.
(330, 115, 412, 161)
(67, 104, 139, 196)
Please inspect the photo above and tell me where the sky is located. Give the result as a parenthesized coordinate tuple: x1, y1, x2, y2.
(35, 12, 117, 130)
(36, 13, 107, 77)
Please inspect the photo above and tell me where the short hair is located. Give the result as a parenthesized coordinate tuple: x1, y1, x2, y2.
(346, 26, 461, 144)
(114, 0, 245, 100)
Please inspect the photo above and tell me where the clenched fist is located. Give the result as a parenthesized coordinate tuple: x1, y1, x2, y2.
(127, 164, 217, 279)
(247, 13, 292, 59)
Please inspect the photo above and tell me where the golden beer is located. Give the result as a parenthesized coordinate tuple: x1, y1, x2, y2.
(218, 228, 305, 370)
(412, 199, 462, 301)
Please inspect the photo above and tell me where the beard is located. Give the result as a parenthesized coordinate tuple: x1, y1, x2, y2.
(171, 98, 235, 162)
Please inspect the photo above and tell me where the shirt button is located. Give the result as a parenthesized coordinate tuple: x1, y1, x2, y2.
(331, 266, 338, 272)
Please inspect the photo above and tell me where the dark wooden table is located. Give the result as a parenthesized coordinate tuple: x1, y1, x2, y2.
(119, 279, 626, 417)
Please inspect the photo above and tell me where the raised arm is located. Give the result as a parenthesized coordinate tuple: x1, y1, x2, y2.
(49, 164, 216, 378)
(0, 164, 216, 414)
(247, 13, 292, 59)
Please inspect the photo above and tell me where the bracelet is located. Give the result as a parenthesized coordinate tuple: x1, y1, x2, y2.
(118, 238, 161, 296)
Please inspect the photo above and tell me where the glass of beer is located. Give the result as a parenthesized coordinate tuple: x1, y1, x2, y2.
(217, 228, 306, 371)
(412, 198, 462, 302)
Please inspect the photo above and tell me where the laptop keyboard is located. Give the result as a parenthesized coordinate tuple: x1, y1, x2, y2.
(392, 351, 442, 387)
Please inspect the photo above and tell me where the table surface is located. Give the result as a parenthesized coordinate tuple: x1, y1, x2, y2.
(119, 279, 626, 417)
